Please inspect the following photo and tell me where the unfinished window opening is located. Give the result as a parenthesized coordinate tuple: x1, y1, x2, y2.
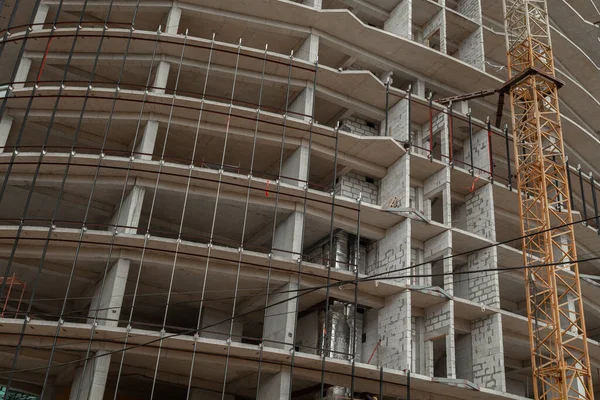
(453, 261, 469, 299)
(423, 129, 443, 162)
(432, 336, 447, 378)
(431, 259, 444, 288)
(425, 28, 441, 51)
(412, 316, 425, 374)
(429, 193, 444, 224)
(455, 333, 473, 381)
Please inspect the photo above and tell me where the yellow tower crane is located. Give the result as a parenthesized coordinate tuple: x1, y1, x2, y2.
(502, 0, 594, 398)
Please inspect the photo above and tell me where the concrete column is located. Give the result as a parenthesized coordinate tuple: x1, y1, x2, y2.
(414, 79, 426, 98)
(151, 7, 181, 95)
(424, 301, 454, 378)
(288, 84, 314, 121)
(258, 283, 297, 400)
(108, 184, 145, 234)
(296, 33, 319, 63)
(69, 350, 110, 400)
(457, 29, 485, 70)
(152, 60, 170, 94)
(424, 231, 452, 291)
(32, 3, 50, 30)
(273, 211, 304, 259)
(378, 291, 412, 370)
(134, 120, 158, 160)
(281, 140, 309, 187)
(423, 168, 451, 225)
(263, 282, 297, 350)
(14, 57, 32, 88)
(373, 219, 410, 283)
(165, 6, 182, 34)
(380, 154, 410, 208)
(87, 258, 130, 327)
(455, 0, 485, 70)
(471, 314, 506, 391)
(257, 368, 292, 400)
(0, 114, 13, 152)
(384, 0, 412, 39)
(423, 10, 446, 54)
(380, 97, 409, 141)
(190, 388, 234, 400)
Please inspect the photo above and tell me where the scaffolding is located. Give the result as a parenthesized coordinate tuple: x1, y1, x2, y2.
(0, 1, 596, 400)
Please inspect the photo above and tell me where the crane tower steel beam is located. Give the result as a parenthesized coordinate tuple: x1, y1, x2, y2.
(502, 0, 594, 398)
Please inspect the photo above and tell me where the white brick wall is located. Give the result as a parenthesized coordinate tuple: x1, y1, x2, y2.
(380, 98, 409, 141)
(461, 127, 490, 173)
(370, 219, 410, 280)
(335, 173, 379, 205)
(377, 291, 412, 370)
(341, 117, 379, 137)
(457, 28, 485, 70)
(457, 0, 481, 22)
(384, 0, 412, 39)
(453, 184, 495, 240)
(471, 313, 506, 391)
(464, 248, 500, 307)
(380, 154, 410, 208)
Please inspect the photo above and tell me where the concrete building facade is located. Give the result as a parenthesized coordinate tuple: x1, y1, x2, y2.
(0, 0, 598, 399)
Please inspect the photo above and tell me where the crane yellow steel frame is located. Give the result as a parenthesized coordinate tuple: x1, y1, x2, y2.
(502, 0, 594, 398)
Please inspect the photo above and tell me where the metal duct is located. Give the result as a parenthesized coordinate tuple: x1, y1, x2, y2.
(348, 236, 367, 274)
(318, 302, 349, 360)
(333, 230, 349, 270)
(346, 305, 363, 363)
(316, 301, 364, 399)
(313, 386, 348, 400)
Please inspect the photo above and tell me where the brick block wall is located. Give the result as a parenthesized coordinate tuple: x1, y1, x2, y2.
(384, 0, 412, 39)
(380, 154, 409, 208)
(457, 28, 485, 70)
(370, 219, 410, 280)
(378, 291, 411, 370)
(462, 127, 490, 173)
(424, 231, 451, 261)
(471, 313, 506, 391)
(453, 183, 495, 240)
(457, 0, 482, 22)
(424, 302, 452, 334)
(465, 248, 500, 307)
(341, 116, 379, 137)
(380, 98, 409, 141)
(335, 173, 379, 204)
(424, 168, 449, 197)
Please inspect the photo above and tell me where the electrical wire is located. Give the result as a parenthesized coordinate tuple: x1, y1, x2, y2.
(2, 249, 600, 382)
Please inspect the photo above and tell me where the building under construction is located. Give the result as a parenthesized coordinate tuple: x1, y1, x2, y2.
(0, 0, 599, 399)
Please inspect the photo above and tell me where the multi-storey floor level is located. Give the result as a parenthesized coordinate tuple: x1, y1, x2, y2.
(0, 0, 599, 399)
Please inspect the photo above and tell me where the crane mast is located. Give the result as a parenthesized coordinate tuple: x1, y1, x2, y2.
(502, 0, 594, 398)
